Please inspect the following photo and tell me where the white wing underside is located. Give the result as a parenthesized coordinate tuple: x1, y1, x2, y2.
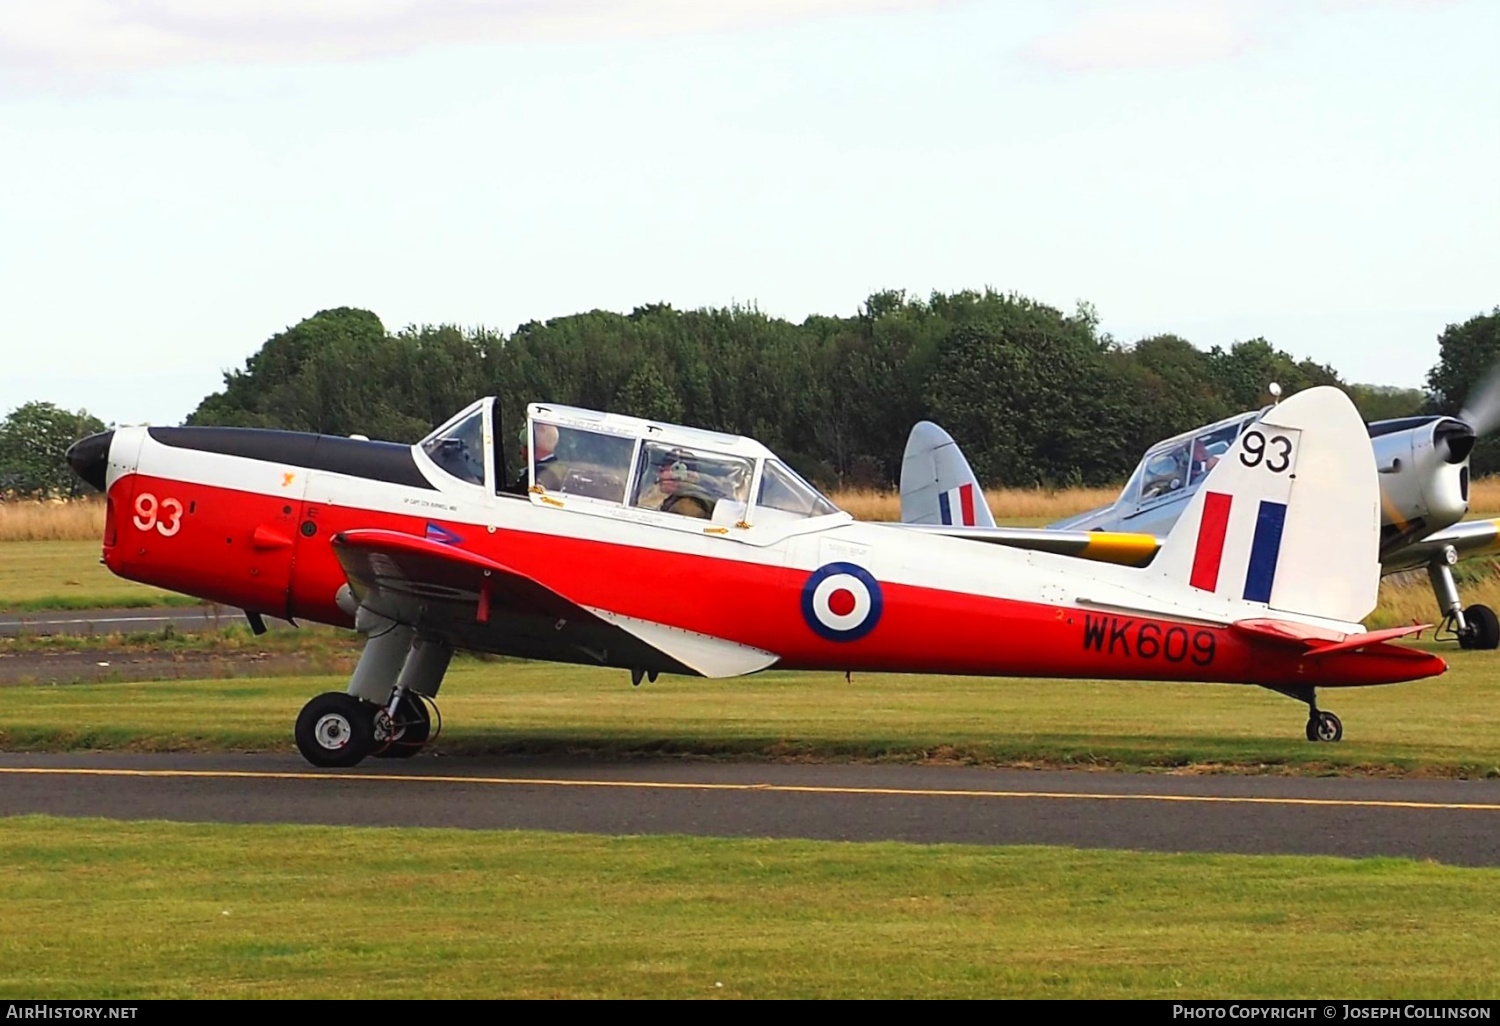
(585, 608, 781, 678)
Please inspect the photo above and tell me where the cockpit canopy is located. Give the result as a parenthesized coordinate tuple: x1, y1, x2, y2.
(1119, 409, 1265, 512)
(416, 398, 842, 527)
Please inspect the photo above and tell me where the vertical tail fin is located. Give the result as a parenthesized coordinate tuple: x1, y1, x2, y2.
(1151, 386, 1380, 624)
(899, 422, 997, 528)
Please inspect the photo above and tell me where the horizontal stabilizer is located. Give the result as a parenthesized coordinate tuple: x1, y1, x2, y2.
(1231, 618, 1430, 658)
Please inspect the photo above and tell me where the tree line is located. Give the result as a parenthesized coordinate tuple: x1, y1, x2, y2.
(4, 291, 1497, 497)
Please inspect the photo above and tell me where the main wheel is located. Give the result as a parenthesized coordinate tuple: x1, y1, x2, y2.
(1463, 604, 1500, 650)
(295, 692, 376, 768)
(1305, 710, 1343, 743)
(372, 694, 431, 759)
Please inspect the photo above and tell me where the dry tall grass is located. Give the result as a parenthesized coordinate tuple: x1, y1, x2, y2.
(834, 486, 1118, 523)
(0, 500, 105, 542)
(5, 474, 1500, 538)
(1470, 477, 1500, 515)
(1370, 570, 1500, 630)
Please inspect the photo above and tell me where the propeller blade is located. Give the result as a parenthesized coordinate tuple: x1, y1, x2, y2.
(1461, 363, 1500, 437)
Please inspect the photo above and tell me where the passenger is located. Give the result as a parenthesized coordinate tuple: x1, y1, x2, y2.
(639, 449, 713, 518)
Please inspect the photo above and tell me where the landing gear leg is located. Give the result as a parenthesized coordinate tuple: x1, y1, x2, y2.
(293, 610, 453, 768)
(1266, 685, 1343, 743)
(1429, 550, 1500, 649)
(372, 693, 432, 759)
(371, 636, 451, 759)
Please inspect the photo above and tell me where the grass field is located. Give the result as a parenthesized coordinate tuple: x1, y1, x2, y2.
(1, 816, 1497, 999)
(0, 540, 193, 612)
(3, 654, 1498, 775)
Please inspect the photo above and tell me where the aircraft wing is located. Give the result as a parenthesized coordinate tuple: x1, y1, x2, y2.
(894, 523, 1162, 567)
(1381, 518, 1500, 574)
(330, 528, 779, 678)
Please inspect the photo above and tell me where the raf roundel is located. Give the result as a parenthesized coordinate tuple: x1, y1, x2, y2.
(801, 562, 884, 642)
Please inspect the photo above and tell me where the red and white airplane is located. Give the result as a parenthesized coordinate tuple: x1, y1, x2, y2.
(66, 386, 1444, 767)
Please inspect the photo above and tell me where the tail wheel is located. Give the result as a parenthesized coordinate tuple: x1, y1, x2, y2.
(372, 694, 433, 759)
(1305, 710, 1343, 743)
(1463, 605, 1500, 650)
(295, 692, 375, 768)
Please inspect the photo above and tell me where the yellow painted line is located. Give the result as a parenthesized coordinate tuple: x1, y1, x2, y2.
(3, 766, 1499, 812)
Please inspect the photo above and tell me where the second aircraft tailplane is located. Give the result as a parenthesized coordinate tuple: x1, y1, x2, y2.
(899, 421, 997, 529)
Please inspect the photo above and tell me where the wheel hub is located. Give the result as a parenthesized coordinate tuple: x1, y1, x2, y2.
(372, 709, 401, 743)
(313, 713, 352, 751)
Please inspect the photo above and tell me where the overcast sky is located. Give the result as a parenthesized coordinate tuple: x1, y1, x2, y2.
(1, 0, 1495, 427)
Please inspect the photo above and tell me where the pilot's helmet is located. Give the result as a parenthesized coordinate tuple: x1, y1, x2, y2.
(656, 448, 698, 484)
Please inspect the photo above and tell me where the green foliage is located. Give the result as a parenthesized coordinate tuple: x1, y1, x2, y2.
(188, 308, 439, 443)
(1348, 384, 1428, 422)
(0, 402, 106, 498)
(613, 362, 684, 423)
(1426, 308, 1500, 473)
(176, 292, 1471, 488)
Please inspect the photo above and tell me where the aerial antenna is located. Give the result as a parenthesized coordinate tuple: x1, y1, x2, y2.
(1268, 382, 1282, 405)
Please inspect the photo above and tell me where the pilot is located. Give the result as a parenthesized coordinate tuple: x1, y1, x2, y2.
(505, 423, 564, 493)
(639, 449, 713, 518)
(1190, 439, 1212, 480)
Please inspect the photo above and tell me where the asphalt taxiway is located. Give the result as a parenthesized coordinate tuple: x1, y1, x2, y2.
(0, 605, 279, 638)
(3, 753, 1498, 865)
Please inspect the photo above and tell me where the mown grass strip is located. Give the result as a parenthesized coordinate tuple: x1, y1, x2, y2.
(0, 816, 1496, 999)
(0, 541, 182, 611)
(3, 655, 1498, 776)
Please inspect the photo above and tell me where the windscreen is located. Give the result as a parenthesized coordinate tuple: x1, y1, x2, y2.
(756, 460, 839, 518)
(421, 407, 486, 486)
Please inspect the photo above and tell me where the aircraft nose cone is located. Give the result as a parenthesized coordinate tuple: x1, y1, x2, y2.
(1436, 418, 1476, 464)
(65, 430, 114, 492)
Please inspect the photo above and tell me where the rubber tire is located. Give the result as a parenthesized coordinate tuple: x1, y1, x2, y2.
(1463, 604, 1500, 650)
(372, 694, 431, 759)
(295, 692, 376, 768)
(1305, 710, 1343, 743)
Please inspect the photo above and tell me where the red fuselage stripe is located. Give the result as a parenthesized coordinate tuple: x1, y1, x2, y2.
(102, 472, 1444, 689)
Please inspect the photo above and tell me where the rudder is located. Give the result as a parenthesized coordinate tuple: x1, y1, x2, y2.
(1150, 386, 1380, 624)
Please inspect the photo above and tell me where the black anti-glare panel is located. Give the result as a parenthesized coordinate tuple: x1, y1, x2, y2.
(148, 427, 436, 490)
